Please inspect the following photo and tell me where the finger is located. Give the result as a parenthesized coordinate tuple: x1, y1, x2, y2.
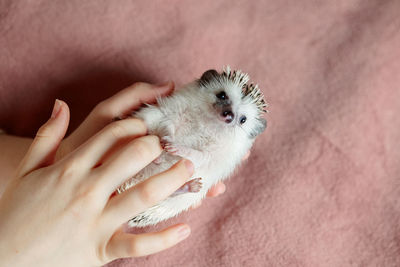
(63, 82, 174, 151)
(96, 81, 174, 118)
(206, 182, 226, 197)
(71, 118, 147, 168)
(101, 159, 194, 226)
(105, 224, 190, 260)
(17, 100, 70, 177)
(91, 135, 163, 194)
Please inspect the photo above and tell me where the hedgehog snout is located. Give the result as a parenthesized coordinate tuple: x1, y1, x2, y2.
(221, 110, 234, 123)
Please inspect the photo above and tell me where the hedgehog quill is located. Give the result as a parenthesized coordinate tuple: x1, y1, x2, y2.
(118, 67, 268, 227)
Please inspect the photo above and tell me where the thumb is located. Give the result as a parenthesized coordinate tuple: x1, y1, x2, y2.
(17, 99, 70, 177)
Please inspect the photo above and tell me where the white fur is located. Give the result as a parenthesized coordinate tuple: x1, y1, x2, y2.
(118, 75, 265, 227)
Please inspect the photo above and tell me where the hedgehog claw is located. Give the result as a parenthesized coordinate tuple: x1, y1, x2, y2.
(164, 143, 179, 155)
(171, 178, 203, 197)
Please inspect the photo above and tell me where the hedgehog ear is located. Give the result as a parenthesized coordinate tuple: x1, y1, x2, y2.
(249, 118, 267, 138)
(199, 69, 219, 86)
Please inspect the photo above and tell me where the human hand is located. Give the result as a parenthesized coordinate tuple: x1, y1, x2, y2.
(56, 82, 228, 198)
(0, 82, 176, 191)
(0, 100, 195, 266)
(56, 82, 174, 160)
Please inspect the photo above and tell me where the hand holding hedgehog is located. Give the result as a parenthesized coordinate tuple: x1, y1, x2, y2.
(0, 81, 235, 266)
(0, 67, 267, 266)
(119, 67, 268, 227)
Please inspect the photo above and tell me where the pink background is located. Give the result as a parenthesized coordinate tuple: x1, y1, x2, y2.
(1, 1, 399, 266)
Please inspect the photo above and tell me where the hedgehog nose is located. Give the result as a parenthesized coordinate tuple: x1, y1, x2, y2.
(221, 110, 234, 123)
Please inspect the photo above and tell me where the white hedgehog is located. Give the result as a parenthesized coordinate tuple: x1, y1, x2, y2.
(118, 67, 268, 227)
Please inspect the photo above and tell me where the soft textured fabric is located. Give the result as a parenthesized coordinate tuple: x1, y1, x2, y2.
(1, 1, 399, 266)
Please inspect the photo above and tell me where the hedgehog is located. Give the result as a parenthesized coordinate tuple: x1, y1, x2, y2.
(117, 66, 268, 227)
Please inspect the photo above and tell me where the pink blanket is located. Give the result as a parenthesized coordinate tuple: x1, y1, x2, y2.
(1, 0, 399, 266)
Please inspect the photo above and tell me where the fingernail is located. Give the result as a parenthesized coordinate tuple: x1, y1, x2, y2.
(176, 225, 191, 241)
(184, 159, 194, 175)
(155, 81, 172, 87)
(51, 99, 62, 118)
(155, 81, 174, 93)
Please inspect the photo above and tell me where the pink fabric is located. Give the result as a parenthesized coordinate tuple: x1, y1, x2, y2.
(1, 1, 400, 266)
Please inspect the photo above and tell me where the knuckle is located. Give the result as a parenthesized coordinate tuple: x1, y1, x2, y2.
(67, 183, 100, 213)
(76, 185, 98, 204)
(132, 139, 155, 159)
(143, 135, 161, 152)
(36, 124, 52, 139)
(93, 101, 106, 113)
(105, 119, 148, 140)
(128, 239, 141, 257)
(58, 159, 80, 180)
(108, 121, 129, 139)
(127, 118, 147, 133)
(94, 100, 115, 118)
(161, 233, 175, 248)
(63, 194, 96, 222)
(139, 184, 158, 206)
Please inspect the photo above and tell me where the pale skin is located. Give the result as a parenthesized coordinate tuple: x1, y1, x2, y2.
(0, 82, 247, 266)
(0, 82, 227, 196)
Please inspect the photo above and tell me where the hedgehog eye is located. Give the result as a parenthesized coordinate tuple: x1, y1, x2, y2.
(240, 115, 247, 124)
(216, 91, 228, 100)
